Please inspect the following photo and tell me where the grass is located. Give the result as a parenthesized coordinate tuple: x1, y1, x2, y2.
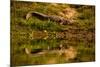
(11, 1, 95, 66)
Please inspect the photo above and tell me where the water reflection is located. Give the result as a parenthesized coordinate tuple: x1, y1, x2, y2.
(16, 30, 95, 64)
(25, 30, 95, 63)
(24, 39, 78, 62)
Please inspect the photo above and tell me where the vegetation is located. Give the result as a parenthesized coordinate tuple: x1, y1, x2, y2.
(11, 1, 95, 66)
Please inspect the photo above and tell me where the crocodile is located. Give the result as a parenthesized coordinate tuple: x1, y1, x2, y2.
(26, 11, 73, 25)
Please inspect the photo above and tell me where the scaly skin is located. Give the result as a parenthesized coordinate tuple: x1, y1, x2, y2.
(26, 11, 73, 25)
